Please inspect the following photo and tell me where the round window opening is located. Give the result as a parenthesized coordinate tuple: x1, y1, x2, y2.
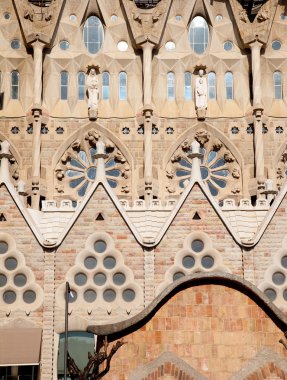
(122, 288, 135, 302)
(23, 290, 36, 304)
(94, 240, 107, 253)
(93, 272, 107, 286)
(11, 39, 20, 49)
(182, 255, 195, 269)
(59, 40, 70, 50)
(117, 41, 128, 51)
(14, 273, 27, 287)
(264, 288, 277, 301)
(74, 273, 87, 286)
(4, 12, 11, 20)
(84, 256, 97, 270)
(67, 290, 77, 303)
(191, 239, 204, 253)
(5, 257, 17, 271)
(84, 289, 97, 303)
(165, 41, 175, 51)
(103, 289, 116, 302)
(281, 255, 287, 269)
(224, 41, 233, 51)
(272, 40, 281, 50)
(113, 272, 126, 286)
(103, 256, 116, 269)
(173, 272, 185, 281)
(3, 290, 16, 304)
(188, 16, 209, 54)
(201, 255, 214, 269)
(0, 241, 8, 254)
(0, 274, 7, 287)
(272, 271, 286, 285)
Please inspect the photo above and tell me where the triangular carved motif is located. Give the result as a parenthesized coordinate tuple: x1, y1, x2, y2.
(192, 212, 201, 220)
(0, 213, 7, 222)
(96, 212, 105, 221)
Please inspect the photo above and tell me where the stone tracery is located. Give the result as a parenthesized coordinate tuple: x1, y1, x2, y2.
(55, 130, 131, 198)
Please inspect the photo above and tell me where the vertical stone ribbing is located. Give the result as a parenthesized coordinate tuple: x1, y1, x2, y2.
(40, 249, 56, 380)
(144, 247, 155, 306)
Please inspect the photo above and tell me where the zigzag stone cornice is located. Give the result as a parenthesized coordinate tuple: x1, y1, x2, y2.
(120, 0, 172, 47)
(12, 0, 66, 46)
(228, 0, 279, 46)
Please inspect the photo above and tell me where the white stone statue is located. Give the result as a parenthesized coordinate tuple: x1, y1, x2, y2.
(86, 67, 99, 119)
(195, 69, 207, 109)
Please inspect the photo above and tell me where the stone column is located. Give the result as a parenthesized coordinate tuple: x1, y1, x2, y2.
(94, 140, 108, 182)
(142, 42, 153, 106)
(144, 247, 155, 306)
(250, 40, 265, 196)
(0, 140, 12, 182)
(32, 40, 45, 107)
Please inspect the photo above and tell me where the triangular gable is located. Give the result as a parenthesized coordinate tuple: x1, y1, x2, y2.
(154, 179, 242, 246)
(0, 182, 43, 245)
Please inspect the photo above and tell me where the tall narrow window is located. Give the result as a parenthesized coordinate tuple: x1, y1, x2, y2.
(274, 71, 282, 99)
(225, 72, 233, 100)
(208, 72, 216, 100)
(189, 16, 209, 54)
(78, 72, 85, 100)
(167, 72, 175, 100)
(184, 72, 192, 100)
(119, 72, 127, 100)
(102, 71, 110, 100)
(83, 16, 104, 54)
(11, 71, 19, 99)
(60, 71, 68, 100)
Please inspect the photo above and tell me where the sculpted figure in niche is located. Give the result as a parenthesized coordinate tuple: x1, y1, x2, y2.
(86, 66, 99, 120)
(195, 69, 207, 120)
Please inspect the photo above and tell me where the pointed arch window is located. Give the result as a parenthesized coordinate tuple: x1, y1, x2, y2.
(184, 72, 192, 100)
(60, 71, 68, 100)
(83, 16, 104, 54)
(102, 71, 110, 100)
(11, 71, 19, 99)
(208, 72, 216, 100)
(167, 72, 175, 100)
(78, 72, 85, 100)
(274, 71, 282, 99)
(189, 16, 209, 54)
(225, 72, 233, 100)
(119, 72, 127, 100)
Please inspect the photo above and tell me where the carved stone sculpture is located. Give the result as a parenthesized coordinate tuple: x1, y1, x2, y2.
(195, 69, 207, 120)
(86, 67, 99, 120)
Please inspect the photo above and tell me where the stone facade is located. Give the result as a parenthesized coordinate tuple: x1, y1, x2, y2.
(0, 0, 287, 379)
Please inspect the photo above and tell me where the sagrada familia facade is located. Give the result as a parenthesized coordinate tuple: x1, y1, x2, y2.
(0, 0, 287, 379)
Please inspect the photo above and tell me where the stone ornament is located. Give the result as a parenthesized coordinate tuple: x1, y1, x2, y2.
(195, 69, 207, 120)
(86, 66, 100, 120)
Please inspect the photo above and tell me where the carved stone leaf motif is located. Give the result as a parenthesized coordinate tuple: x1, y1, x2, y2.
(181, 140, 190, 152)
(224, 151, 235, 163)
(171, 154, 181, 163)
(212, 139, 222, 151)
(232, 168, 240, 179)
(194, 129, 210, 146)
(115, 151, 126, 163)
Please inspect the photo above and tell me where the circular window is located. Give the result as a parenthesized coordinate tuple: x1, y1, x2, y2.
(111, 14, 118, 21)
(4, 12, 10, 20)
(0, 274, 7, 287)
(264, 288, 277, 301)
(113, 272, 126, 286)
(272, 271, 286, 285)
(69, 14, 77, 21)
(280, 14, 287, 20)
(5, 257, 17, 271)
(175, 15, 182, 21)
(272, 40, 281, 50)
(103, 289, 116, 302)
(3, 290, 16, 304)
(224, 41, 233, 51)
(201, 255, 214, 269)
(188, 16, 209, 54)
(191, 239, 204, 253)
(215, 14, 223, 22)
(11, 39, 20, 49)
(94, 240, 107, 253)
(93, 272, 106, 286)
(103, 256, 116, 269)
(117, 41, 128, 51)
(281, 255, 287, 268)
(83, 16, 104, 54)
(14, 274, 27, 287)
(122, 288, 135, 302)
(23, 290, 36, 304)
(74, 273, 87, 286)
(84, 289, 97, 303)
(165, 41, 175, 51)
(283, 289, 287, 301)
(68, 290, 77, 303)
(84, 256, 97, 269)
(59, 40, 70, 50)
(173, 272, 185, 281)
(0, 241, 8, 254)
(182, 255, 195, 269)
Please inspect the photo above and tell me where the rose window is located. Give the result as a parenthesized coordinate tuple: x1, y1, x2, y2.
(175, 149, 229, 196)
(66, 149, 121, 197)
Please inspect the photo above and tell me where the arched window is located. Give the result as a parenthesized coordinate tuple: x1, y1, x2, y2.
(189, 16, 209, 54)
(102, 71, 110, 100)
(208, 72, 216, 100)
(11, 71, 19, 99)
(225, 72, 233, 100)
(167, 72, 175, 100)
(60, 71, 68, 100)
(78, 72, 85, 100)
(83, 16, 104, 54)
(274, 71, 282, 99)
(184, 72, 192, 100)
(119, 72, 127, 100)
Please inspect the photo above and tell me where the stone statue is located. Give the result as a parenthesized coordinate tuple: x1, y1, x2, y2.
(86, 66, 99, 120)
(195, 69, 207, 120)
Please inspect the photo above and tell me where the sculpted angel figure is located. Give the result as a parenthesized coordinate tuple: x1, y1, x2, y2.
(86, 67, 99, 111)
(195, 69, 207, 109)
